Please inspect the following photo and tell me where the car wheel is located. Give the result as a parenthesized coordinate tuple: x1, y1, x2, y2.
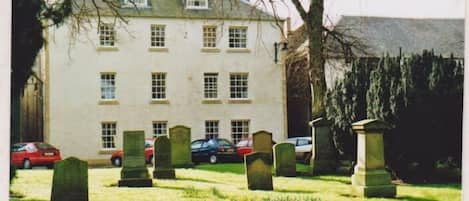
(209, 155, 217, 164)
(23, 159, 32, 169)
(112, 157, 122, 167)
(47, 164, 54, 169)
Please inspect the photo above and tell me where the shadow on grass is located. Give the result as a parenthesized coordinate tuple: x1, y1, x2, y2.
(275, 189, 317, 194)
(176, 177, 221, 184)
(407, 183, 461, 190)
(395, 196, 438, 201)
(9, 199, 47, 201)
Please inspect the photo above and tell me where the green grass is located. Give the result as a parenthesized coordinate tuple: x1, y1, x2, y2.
(10, 163, 461, 201)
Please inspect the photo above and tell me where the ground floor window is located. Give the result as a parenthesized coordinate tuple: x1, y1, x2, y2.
(231, 120, 249, 144)
(101, 122, 116, 149)
(205, 120, 219, 139)
(153, 121, 168, 137)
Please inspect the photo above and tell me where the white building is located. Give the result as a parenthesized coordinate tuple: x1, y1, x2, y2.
(42, 0, 287, 164)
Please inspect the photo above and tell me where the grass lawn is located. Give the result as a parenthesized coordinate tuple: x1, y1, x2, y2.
(10, 163, 460, 201)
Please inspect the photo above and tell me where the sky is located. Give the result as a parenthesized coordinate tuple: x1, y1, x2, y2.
(259, 0, 465, 28)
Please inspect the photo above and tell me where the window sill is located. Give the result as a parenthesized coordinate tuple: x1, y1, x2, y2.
(227, 48, 251, 53)
(202, 99, 222, 104)
(98, 149, 116, 155)
(96, 46, 119, 51)
(150, 99, 170, 104)
(200, 48, 221, 53)
(148, 47, 169, 52)
(228, 99, 252, 104)
(98, 100, 119, 105)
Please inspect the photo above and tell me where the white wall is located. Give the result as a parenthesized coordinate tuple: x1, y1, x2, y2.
(46, 17, 286, 161)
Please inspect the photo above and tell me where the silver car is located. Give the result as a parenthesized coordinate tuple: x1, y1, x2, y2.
(287, 137, 312, 163)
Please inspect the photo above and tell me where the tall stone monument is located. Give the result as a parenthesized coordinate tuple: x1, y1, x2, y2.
(245, 152, 273, 190)
(51, 157, 88, 201)
(169, 125, 193, 168)
(273, 143, 296, 177)
(351, 119, 396, 198)
(118, 130, 152, 187)
(309, 117, 337, 174)
(153, 135, 175, 179)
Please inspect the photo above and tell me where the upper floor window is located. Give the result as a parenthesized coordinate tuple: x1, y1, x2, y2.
(230, 73, 248, 99)
(151, 25, 166, 47)
(101, 122, 117, 149)
(152, 73, 166, 99)
(204, 73, 218, 99)
(101, 73, 116, 100)
(186, 0, 208, 9)
(203, 26, 217, 48)
(122, 0, 148, 7)
(99, 23, 116, 47)
(229, 27, 247, 48)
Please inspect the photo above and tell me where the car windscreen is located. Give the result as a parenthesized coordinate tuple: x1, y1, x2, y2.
(12, 144, 26, 152)
(35, 143, 55, 150)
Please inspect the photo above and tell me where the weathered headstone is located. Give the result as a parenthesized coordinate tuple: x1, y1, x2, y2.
(153, 135, 175, 179)
(118, 130, 152, 187)
(51, 157, 88, 201)
(273, 143, 296, 177)
(245, 152, 273, 190)
(309, 117, 337, 174)
(169, 126, 193, 168)
(252, 130, 273, 154)
(351, 119, 396, 198)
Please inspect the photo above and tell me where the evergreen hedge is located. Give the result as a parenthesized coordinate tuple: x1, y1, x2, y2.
(325, 51, 463, 181)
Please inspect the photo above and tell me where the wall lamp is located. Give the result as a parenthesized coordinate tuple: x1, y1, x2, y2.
(274, 41, 288, 64)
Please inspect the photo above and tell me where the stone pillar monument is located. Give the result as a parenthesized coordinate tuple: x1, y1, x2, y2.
(309, 117, 337, 174)
(351, 119, 396, 198)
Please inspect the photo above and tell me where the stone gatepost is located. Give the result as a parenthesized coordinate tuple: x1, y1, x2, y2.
(351, 119, 396, 198)
(118, 131, 152, 187)
(51, 157, 88, 201)
(153, 135, 175, 179)
(309, 117, 337, 174)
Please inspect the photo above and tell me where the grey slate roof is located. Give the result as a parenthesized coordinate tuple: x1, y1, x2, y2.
(333, 16, 464, 58)
(85, 0, 276, 21)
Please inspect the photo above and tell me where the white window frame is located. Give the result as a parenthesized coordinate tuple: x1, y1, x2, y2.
(98, 23, 116, 47)
(151, 25, 166, 48)
(152, 121, 168, 137)
(230, 73, 248, 99)
(152, 73, 166, 100)
(205, 120, 219, 139)
(186, 0, 208, 9)
(122, 0, 148, 7)
(100, 73, 116, 100)
(204, 73, 218, 99)
(228, 27, 247, 49)
(101, 122, 117, 149)
(203, 26, 217, 48)
(231, 120, 249, 144)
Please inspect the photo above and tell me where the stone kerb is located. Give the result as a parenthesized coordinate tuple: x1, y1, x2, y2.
(245, 152, 273, 191)
(118, 130, 152, 187)
(309, 117, 337, 174)
(351, 119, 396, 198)
(169, 125, 193, 168)
(252, 130, 273, 154)
(51, 157, 88, 201)
(273, 143, 296, 177)
(153, 135, 175, 179)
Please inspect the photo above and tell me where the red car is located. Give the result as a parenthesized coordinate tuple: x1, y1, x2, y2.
(11, 142, 62, 169)
(235, 138, 276, 159)
(110, 139, 154, 167)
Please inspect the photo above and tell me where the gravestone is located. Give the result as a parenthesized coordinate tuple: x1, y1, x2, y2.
(252, 130, 273, 154)
(273, 143, 296, 177)
(351, 119, 396, 198)
(51, 157, 88, 201)
(169, 125, 193, 168)
(118, 130, 152, 187)
(245, 152, 273, 190)
(153, 135, 175, 179)
(309, 117, 337, 174)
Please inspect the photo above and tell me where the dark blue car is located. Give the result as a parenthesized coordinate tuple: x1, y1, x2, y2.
(191, 138, 238, 164)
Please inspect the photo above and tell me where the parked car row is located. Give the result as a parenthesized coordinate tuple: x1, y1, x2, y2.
(10, 136, 312, 168)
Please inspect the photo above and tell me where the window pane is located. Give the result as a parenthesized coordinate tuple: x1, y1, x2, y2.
(152, 73, 166, 99)
(231, 120, 249, 144)
(101, 122, 116, 149)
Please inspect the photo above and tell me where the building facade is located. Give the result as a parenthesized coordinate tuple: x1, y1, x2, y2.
(43, 0, 287, 164)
